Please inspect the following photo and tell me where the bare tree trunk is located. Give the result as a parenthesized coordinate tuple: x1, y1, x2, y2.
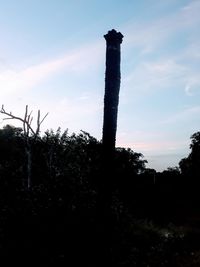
(26, 142, 32, 189)
(0, 105, 48, 189)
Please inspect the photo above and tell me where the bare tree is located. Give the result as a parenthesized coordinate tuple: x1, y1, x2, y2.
(0, 105, 48, 189)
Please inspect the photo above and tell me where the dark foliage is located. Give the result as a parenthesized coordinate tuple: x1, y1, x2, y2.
(179, 132, 200, 182)
(0, 125, 200, 266)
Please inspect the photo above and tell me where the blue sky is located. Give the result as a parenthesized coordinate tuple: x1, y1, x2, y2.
(0, 0, 200, 171)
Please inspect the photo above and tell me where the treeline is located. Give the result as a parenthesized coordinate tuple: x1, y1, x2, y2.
(0, 124, 200, 266)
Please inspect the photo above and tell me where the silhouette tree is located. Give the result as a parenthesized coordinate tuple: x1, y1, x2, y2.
(0, 105, 48, 189)
(0, 125, 25, 187)
(179, 131, 200, 182)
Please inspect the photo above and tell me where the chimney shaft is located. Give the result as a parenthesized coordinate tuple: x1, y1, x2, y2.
(102, 29, 123, 151)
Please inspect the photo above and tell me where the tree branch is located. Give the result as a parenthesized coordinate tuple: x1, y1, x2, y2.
(0, 105, 48, 138)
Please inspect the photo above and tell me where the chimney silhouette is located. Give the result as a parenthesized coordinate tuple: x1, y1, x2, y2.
(102, 29, 123, 152)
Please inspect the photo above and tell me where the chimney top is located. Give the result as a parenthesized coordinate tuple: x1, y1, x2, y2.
(104, 29, 123, 44)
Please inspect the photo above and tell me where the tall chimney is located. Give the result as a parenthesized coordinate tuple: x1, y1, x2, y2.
(97, 30, 123, 265)
(102, 29, 123, 152)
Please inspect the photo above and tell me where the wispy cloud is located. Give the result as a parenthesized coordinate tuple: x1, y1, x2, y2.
(122, 0, 200, 98)
(117, 131, 188, 154)
(36, 95, 103, 135)
(0, 39, 103, 135)
(0, 93, 103, 136)
(184, 72, 200, 96)
(117, 136, 189, 171)
(162, 105, 200, 125)
(123, 55, 200, 100)
(124, 58, 187, 95)
(0, 41, 103, 97)
(147, 153, 185, 171)
(123, 0, 200, 52)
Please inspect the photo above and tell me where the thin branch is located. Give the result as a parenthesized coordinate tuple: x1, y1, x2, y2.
(37, 110, 40, 129)
(40, 112, 49, 126)
(27, 111, 33, 124)
(24, 105, 28, 135)
(0, 104, 49, 190)
(30, 116, 33, 126)
(0, 105, 48, 138)
(35, 110, 49, 137)
(2, 118, 14, 120)
(0, 105, 36, 136)
(35, 110, 40, 136)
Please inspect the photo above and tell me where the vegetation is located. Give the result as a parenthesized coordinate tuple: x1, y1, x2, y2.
(0, 124, 200, 266)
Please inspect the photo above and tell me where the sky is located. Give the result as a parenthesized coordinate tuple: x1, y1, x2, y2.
(0, 0, 200, 171)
